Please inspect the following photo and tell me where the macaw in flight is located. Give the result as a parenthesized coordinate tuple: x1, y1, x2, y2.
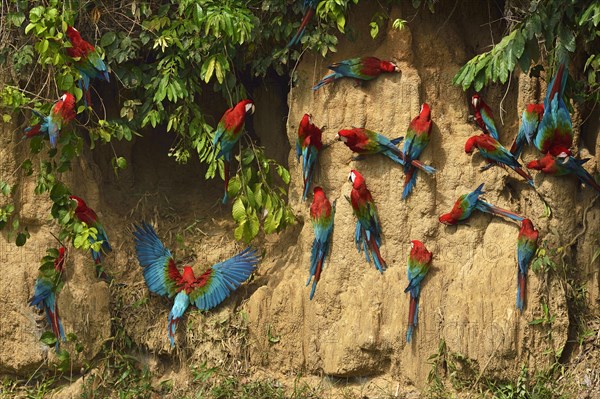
(133, 222, 259, 346)
(297, 114, 323, 201)
(70, 195, 112, 280)
(516, 219, 538, 313)
(464, 133, 535, 187)
(347, 170, 386, 273)
(405, 240, 432, 343)
(471, 94, 499, 140)
(213, 99, 255, 203)
(336, 128, 436, 175)
(287, 0, 318, 48)
(23, 93, 76, 148)
(29, 247, 67, 350)
(66, 26, 110, 107)
(313, 57, 400, 90)
(307, 187, 335, 300)
(438, 183, 524, 225)
(403, 103, 433, 199)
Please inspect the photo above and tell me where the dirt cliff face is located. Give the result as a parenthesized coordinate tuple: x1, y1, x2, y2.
(1, 1, 598, 395)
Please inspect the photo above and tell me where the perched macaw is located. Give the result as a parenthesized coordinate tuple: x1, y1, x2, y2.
(510, 104, 544, 159)
(471, 94, 499, 140)
(133, 222, 259, 346)
(213, 99, 255, 203)
(527, 153, 600, 194)
(336, 128, 436, 175)
(312, 57, 400, 90)
(438, 183, 524, 225)
(307, 187, 335, 300)
(287, 0, 318, 48)
(347, 170, 386, 273)
(297, 114, 323, 201)
(70, 195, 112, 279)
(465, 134, 534, 187)
(404, 240, 432, 343)
(516, 219, 538, 313)
(535, 62, 572, 156)
(403, 103, 433, 199)
(23, 93, 76, 148)
(29, 247, 67, 350)
(65, 26, 110, 107)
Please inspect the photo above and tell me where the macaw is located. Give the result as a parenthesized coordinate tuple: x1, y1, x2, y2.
(535, 62, 572, 156)
(465, 134, 534, 187)
(403, 103, 433, 199)
(312, 57, 400, 90)
(438, 183, 524, 225)
(307, 187, 335, 300)
(287, 0, 318, 48)
(471, 94, 499, 140)
(133, 222, 259, 346)
(527, 153, 600, 194)
(28, 247, 67, 350)
(404, 240, 432, 343)
(516, 219, 538, 313)
(23, 93, 76, 148)
(213, 99, 255, 203)
(347, 170, 386, 273)
(510, 104, 544, 159)
(69, 195, 112, 279)
(297, 114, 323, 201)
(65, 26, 110, 107)
(336, 128, 436, 175)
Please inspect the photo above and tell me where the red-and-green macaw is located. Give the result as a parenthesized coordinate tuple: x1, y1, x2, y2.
(213, 99, 255, 203)
(510, 103, 544, 159)
(465, 133, 534, 187)
(297, 114, 323, 201)
(347, 170, 386, 273)
(66, 26, 110, 107)
(70, 195, 112, 279)
(133, 222, 259, 347)
(471, 94, 499, 140)
(527, 153, 600, 194)
(307, 187, 335, 300)
(438, 183, 524, 225)
(534, 62, 572, 156)
(287, 0, 318, 48)
(23, 93, 76, 148)
(336, 128, 436, 175)
(28, 247, 67, 350)
(516, 219, 538, 313)
(313, 57, 400, 90)
(403, 103, 433, 199)
(404, 240, 432, 343)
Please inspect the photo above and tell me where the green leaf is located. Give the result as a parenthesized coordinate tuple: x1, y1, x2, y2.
(40, 331, 58, 346)
(16, 232, 28, 246)
(232, 198, 246, 222)
(100, 31, 117, 47)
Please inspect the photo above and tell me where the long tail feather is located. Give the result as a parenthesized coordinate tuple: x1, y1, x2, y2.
(222, 161, 230, 203)
(368, 235, 386, 273)
(516, 271, 526, 312)
(475, 199, 524, 222)
(287, 8, 315, 47)
(512, 166, 535, 187)
(402, 166, 418, 200)
(312, 73, 340, 90)
(406, 296, 418, 343)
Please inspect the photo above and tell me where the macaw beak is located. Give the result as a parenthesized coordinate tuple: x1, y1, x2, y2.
(472, 97, 479, 108)
(394, 64, 401, 73)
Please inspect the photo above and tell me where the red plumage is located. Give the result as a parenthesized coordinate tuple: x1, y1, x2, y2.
(66, 26, 95, 58)
(69, 195, 98, 224)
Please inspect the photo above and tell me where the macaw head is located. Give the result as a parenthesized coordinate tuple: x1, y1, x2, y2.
(300, 113, 312, 130)
(471, 93, 481, 109)
(464, 136, 478, 154)
(410, 240, 432, 264)
(238, 99, 255, 116)
(526, 153, 553, 170)
(419, 103, 431, 121)
(60, 92, 76, 107)
(181, 266, 196, 283)
(313, 186, 325, 200)
(520, 218, 534, 233)
(66, 26, 81, 41)
(69, 195, 86, 211)
(380, 60, 400, 73)
(348, 169, 365, 189)
(438, 212, 455, 226)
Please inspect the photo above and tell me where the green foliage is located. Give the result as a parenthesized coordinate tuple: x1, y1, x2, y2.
(453, 1, 600, 102)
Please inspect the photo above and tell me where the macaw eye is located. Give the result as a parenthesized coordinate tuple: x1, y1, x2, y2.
(245, 103, 255, 114)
